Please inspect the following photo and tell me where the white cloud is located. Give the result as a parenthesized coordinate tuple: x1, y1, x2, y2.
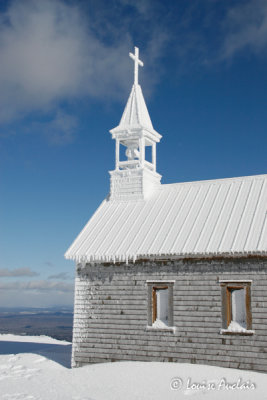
(0, 0, 133, 124)
(44, 261, 54, 267)
(0, 0, 169, 143)
(0, 279, 74, 307)
(221, 0, 267, 59)
(0, 290, 73, 308)
(118, 0, 153, 18)
(42, 110, 78, 145)
(0, 280, 74, 292)
(0, 268, 38, 277)
(48, 272, 70, 280)
(2, 0, 265, 129)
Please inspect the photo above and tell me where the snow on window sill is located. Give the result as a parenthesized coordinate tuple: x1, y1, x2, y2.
(220, 329, 255, 335)
(147, 320, 175, 332)
(220, 321, 254, 335)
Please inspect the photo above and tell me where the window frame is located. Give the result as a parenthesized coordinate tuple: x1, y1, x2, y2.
(220, 280, 254, 335)
(146, 280, 175, 332)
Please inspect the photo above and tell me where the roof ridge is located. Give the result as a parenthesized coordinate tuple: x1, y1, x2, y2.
(161, 173, 267, 188)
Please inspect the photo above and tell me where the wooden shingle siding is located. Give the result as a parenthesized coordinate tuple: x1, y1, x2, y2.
(72, 258, 267, 372)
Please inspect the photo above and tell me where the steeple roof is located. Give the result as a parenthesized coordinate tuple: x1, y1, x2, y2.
(116, 83, 154, 131)
(110, 83, 161, 139)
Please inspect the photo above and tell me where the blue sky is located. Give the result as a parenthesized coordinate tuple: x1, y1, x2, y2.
(0, 0, 267, 307)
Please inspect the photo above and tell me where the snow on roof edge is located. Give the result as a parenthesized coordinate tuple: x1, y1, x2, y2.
(67, 250, 267, 265)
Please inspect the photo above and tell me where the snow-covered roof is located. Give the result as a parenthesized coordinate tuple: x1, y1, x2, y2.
(65, 174, 267, 263)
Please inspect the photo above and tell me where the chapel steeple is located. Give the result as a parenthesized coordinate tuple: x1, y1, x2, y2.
(109, 47, 162, 201)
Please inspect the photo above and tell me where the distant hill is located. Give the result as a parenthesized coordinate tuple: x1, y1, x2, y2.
(0, 307, 73, 342)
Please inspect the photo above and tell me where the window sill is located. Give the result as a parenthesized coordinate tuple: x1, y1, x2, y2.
(146, 325, 176, 333)
(220, 329, 255, 336)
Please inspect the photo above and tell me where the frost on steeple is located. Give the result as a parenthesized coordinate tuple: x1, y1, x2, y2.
(116, 84, 154, 132)
(109, 47, 162, 201)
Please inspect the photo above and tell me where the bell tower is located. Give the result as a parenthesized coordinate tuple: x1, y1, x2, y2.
(109, 47, 162, 200)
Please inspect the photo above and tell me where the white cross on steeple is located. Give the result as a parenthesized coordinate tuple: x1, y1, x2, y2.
(129, 46, 144, 85)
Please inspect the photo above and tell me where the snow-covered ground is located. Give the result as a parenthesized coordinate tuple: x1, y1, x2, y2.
(0, 334, 266, 400)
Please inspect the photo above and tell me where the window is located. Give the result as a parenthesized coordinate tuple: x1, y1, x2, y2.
(152, 286, 169, 326)
(220, 281, 253, 334)
(146, 280, 174, 330)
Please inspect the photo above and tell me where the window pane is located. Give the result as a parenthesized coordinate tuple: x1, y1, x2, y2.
(231, 288, 246, 328)
(156, 288, 168, 324)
